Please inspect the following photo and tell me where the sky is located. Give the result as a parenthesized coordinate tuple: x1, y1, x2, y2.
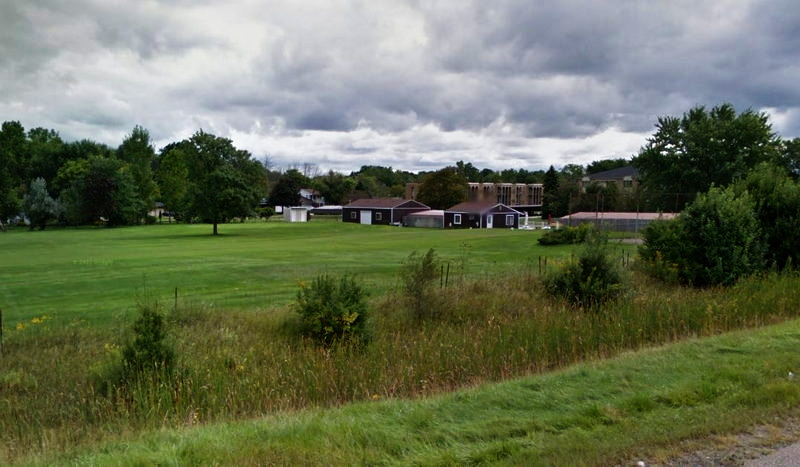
(2, 0, 799, 173)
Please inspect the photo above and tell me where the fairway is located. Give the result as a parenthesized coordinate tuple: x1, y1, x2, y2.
(0, 220, 578, 325)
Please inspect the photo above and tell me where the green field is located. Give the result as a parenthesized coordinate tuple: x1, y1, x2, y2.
(4, 220, 799, 465)
(0, 220, 585, 325)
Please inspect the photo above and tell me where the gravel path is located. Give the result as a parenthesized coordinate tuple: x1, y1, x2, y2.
(629, 414, 800, 466)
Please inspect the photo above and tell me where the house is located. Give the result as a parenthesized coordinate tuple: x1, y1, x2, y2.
(578, 166, 639, 194)
(444, 202, 522, 229)
(342, 198, 430, 225)
(559, 211, 676, 232)
(299, 188, 325, 207)
(404, 210, 445, 228)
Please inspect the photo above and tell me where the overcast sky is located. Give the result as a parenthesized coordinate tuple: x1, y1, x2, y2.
(2, 1, 799, 173)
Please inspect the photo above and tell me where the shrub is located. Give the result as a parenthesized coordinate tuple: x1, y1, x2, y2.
(295, 274, 369, 344)
(122, 304, 176, 374)
(256, 206, 275, 219)
(638, 219, 685, 283)
(640, 186, 764, 287)
(538, 223, 594, 246)
(542, 232, 625, 308)
(399, 249, 442, 320)
(91, 303, 175, 394)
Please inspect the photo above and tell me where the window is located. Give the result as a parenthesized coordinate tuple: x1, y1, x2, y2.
(623, 178, 633, 189)
(375, 212, 382, 221)
(454, 214, 462, 225)
(506, 214, 514, 225)
(350, 211, 357, 219)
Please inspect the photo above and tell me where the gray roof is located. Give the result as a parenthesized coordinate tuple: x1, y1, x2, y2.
(447, 202, 522, 214)
(585, 166, 639, 180)
(345, 198, 429, 209)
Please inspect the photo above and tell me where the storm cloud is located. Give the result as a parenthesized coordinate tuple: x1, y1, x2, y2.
(1, 0, 798, 172)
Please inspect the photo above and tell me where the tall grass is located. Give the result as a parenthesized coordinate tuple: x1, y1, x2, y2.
(2, 270, 799, 463)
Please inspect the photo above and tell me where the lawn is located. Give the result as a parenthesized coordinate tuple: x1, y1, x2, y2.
(0, 220, 589, 325)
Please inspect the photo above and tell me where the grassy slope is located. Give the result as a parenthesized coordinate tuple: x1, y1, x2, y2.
(0, 221, 587, 325)
(35, 318, 800, 466)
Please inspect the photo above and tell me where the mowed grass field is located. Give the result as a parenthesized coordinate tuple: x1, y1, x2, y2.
(0, 219, 589, 325)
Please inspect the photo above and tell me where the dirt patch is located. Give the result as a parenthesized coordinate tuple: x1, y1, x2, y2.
(627, 413, 800, 466)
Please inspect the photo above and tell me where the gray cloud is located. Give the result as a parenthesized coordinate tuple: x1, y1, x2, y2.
(1, 0, 798, 172)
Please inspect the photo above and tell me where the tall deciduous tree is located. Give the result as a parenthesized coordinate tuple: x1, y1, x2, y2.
(416, 167, 468, 210)
(156, 144, 190, 218)
(312, 170, 355, 205)
(269, 169, 310, 208)
(633, 103, 781, 210)
(0, 121, 28, 224)
(182, 131, 266, 235)
(117, 126, 158, 221)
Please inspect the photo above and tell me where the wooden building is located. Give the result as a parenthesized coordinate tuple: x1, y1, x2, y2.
(342, 199, 430, 225)
(444, 202, 522, 229)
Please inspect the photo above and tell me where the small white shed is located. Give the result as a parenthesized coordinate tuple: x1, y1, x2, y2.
(283, 206, 309, 223)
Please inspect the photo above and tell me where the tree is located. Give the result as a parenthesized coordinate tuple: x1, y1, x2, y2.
(0, 121, 28, 224)
(23, 177, 60, 230)
(156, 145, 190, 218)
(586, 158, 629, 175)
(455, 160, 480, 181)
(78, 157, 141, 226)
(117, 126, 158, 222)
(736, 164, 800, 270)
(27, 127, 66, 187)
(781, 137, 800, 179)
(541, 165, 559, 220)
(416, 166, 468, 210)
(182, 131, 266, 235)
(312, 170, 356, 205)
(269, 169, 310, 208)
(633, 103, 781, 210)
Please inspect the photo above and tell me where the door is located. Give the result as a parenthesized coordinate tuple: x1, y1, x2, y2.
(486, 214, 493, 229)
(360, 210, 372, 225)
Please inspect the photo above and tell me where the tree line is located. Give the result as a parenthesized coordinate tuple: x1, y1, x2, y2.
(3, 103, 798, 232)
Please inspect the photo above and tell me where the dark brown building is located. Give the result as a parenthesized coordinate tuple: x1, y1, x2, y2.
(342, 198, 430, 225)
(444, 202, 522, 229)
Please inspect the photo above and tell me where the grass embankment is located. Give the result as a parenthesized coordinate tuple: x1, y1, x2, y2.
(29, 316, 800, 466)
(0, 221, 577, 325)
(3, 267, 799, 463)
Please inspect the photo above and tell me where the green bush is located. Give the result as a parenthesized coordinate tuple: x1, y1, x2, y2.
(542, 233, 625, 308)
(399, 249, 442, 321)
(295, 274, 369, 344)
(537, 223, 594, 246)
(91, 304, 175, 395)
(640, 186, 764, 287)
(256, 206, 275, 219)
(638, 219, 685, 283)
(122, 304, 175, 374)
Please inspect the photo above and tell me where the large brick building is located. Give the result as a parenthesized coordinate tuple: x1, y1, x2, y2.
(405, 182, 543, 215)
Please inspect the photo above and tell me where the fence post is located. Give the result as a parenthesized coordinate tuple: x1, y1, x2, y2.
(0, 308, 4, 356)
(174, 288, 178, 313)
(445, 262, 450, 288)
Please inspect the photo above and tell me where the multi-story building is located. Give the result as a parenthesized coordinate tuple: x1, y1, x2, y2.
(405, 182, 543, 215)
